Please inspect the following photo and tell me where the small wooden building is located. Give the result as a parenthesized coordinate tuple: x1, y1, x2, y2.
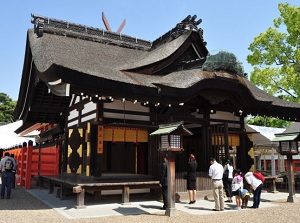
(13, 14, 300, 194)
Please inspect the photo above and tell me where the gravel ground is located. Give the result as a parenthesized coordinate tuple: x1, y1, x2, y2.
(1, 185, 300, 223)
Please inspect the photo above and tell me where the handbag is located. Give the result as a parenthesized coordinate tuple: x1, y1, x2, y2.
(223, 170, 229, 179)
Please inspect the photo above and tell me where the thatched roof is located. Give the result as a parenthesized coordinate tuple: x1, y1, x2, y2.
(13, 14, 300, 133)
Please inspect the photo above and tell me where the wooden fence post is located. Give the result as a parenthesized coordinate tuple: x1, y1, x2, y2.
(15, 144, 22, 185)
(20, 142, 27, 187)
(25, 140, 33, 189)
(55, 145, 60, 175)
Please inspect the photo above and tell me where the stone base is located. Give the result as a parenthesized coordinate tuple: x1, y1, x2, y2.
(287, 195, 299, 203)
(165, 207, 179, 217)
(121, 202, 131, 205)
(75, 205, 86, 209)
(53, 187, 61, 198)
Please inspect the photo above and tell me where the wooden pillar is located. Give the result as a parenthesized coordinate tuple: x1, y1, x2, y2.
(73, 186, 86, 209)
(271, 146, 276, 176)
(20, 142, 27, 187)
(165, 152, 178, 217)
(77, 188, 86, 209)
(25, 140, 33, 189)
(15, 145, 22, 185)
(224, 122, 229, 160)
(122, 186, 130, 204)
(94, 125, 103, 177)
(86, 122, 92, 176)
(286, 154, 298, 203)
(55, 144, 60, 175)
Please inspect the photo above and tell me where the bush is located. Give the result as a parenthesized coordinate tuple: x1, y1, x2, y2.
(202, 51, 245, 77)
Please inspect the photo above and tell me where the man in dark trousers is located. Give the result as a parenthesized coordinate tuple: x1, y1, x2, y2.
(0, 152, 14, 199)
(159, 154, 168, 210)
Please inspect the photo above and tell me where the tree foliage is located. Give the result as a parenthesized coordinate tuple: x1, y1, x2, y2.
(246, 3, 299, 128)
(203, 51, 245, 77)
(246, 116, 291, 128)
(247, 3, 300, 102)
(0, 93, 17, 124)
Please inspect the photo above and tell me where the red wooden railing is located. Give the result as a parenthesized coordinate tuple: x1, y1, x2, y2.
(5, 141, 60, 189)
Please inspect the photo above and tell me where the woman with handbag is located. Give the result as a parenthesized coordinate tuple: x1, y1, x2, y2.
(231, 169, 243, 210)
(223, 160, 233, 203)
(186, 154, 198, 204)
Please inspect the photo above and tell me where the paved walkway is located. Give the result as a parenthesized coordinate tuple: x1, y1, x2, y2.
(26, 188, 297, 219)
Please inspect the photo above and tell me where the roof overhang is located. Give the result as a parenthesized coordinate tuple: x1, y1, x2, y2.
(150, 121, 193, 136)
(272, 133, 300, 142)
(17, 123, 48, 136)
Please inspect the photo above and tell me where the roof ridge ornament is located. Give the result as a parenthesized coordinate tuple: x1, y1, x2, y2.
(102, 12, 126, 33)
(173, 15, 203, 38)
(180, 15, 202, 31)
(31, 13, 45, 37)
(152, 15, 205, 49)
(30, 14, 151, 49)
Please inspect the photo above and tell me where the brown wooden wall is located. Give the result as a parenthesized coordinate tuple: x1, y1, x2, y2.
(176, 171, 212, 192)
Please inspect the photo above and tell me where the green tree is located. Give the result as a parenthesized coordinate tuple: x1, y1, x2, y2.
(246, 3, 300, 128)
(247, 3, 300, 102)
(0, 93, 17, 123)
(246, 116, 291, 128)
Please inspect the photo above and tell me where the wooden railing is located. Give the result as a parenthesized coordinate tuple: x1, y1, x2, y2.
(7, 141, 212, 192)
(7, 141, 60, 189)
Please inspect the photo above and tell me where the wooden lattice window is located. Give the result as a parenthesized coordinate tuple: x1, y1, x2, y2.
(170, 135, 180, 149)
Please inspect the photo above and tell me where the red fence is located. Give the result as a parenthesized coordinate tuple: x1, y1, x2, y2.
(262, 159, 300, 172)
(6, 141, 60, 189)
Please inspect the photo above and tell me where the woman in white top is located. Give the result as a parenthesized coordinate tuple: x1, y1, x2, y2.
(223, 160, 233, 202)
(231, 169, 243, 210)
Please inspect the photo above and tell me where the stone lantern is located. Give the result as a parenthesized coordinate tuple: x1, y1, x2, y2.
(150, 121, 192, 217)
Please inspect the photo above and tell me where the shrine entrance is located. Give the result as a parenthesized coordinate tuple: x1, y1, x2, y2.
(209, 123, 240, 165)
(102, 142, 148, 174)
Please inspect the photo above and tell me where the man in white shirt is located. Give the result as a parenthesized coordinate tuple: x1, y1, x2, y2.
(208, 157, 225, 211)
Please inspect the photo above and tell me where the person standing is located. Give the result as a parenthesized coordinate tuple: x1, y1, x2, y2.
(10, 154, 18, 189)
(223, 160, 233, 203)
(159, 154, 168, 210)
(231, 169, 243, 210)
(186, 154, 198, 204)
(208, 157, 225, 211)
(244, 172, 263, 208)
(0, 152, 14, 199)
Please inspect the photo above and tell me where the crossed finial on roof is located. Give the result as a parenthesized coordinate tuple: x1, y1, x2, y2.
(102, 12, 126, 33)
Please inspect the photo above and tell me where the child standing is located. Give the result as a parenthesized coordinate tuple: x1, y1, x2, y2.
(231, 169, 243, 210)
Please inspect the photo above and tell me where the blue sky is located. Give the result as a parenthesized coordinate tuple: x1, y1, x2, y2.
(0, 0, 298, 100)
